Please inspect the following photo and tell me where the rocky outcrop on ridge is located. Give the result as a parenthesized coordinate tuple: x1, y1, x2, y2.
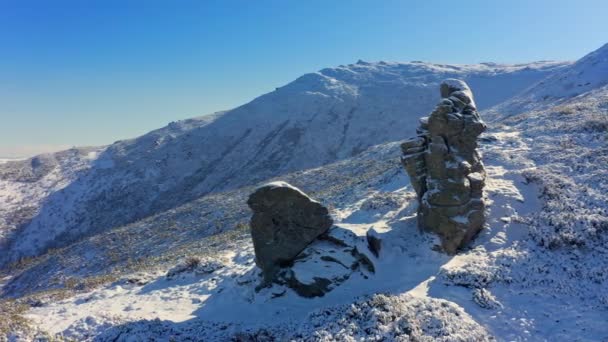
(401, 79, 487, 253)
(247, 181, 376, 297)
(247, 181, 333, 284)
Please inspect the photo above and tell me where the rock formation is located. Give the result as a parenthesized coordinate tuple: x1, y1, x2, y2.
(401, 79, 487, 253)
(276, 227, 375, 297)
(247, 181, 377, 297)
(247, 181, 333, 283)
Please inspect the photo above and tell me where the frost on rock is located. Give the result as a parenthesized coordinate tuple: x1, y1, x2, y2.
(93, 294, 493, 341)
(401, 79, 487, 253)
(276, 227, 376, 298)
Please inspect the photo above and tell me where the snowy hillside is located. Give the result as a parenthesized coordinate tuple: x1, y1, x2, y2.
(0, 148, 104, 250)
(0, 60, 568, 265)
(4, 87, 607, 340)
(1, 43, 607, 341)
(487, 42, 608, 119)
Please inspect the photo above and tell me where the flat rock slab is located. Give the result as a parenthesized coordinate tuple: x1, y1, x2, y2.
(247, 181, 333, 283)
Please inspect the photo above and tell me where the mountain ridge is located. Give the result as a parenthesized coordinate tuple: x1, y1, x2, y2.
(0, 59, 569, 265)
(486, 42, 608, 120)
(1, 43, 608, 341)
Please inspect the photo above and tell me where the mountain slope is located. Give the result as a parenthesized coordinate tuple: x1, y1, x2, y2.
(0, 60, 568, 265)
(9, 85, 607, 341)
(2, 43, 608, 341)
(487, 43, 608, 119)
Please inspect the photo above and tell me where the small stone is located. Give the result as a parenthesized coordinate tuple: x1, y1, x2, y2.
(468, 172, 486, 197)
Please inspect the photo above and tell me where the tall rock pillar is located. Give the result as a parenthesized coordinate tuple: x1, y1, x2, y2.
(401, 79, 486, 253)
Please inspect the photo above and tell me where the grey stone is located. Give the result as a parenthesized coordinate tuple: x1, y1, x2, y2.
(401, 153, 427, 197)
(419, 116, 429, 129)
(401, 80, 486, 254)
(468, 172, 485, 197)
(425, 178, 471, 206)
(247, 181, 333, 283)
(402, 146, 426, 154)
(400, 136, 426, 150)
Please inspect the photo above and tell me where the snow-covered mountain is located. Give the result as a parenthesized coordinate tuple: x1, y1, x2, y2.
(0, 60, 568, 265)
(0, 158, 24, 164)
(2, 43, 608, 341)
(487, 42, 608, 119)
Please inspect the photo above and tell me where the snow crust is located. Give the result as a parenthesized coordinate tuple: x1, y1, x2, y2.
(257, 181, 316, 202)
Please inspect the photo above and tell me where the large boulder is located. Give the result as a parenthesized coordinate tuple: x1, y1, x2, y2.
(401, 79, 487, 253)
(247, 181, 333, 283)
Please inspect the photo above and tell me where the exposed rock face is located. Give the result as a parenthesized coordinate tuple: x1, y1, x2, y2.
(401, 79, 487, 253)
(247, 181, 333, 283)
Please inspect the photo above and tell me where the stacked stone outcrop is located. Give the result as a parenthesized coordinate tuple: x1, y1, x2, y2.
(401, 79, 487, 253)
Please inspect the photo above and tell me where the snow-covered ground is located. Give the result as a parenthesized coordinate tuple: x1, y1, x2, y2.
(19, 112, 608, 340)
(1, 43, 607, 341)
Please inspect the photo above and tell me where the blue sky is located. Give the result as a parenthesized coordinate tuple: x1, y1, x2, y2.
(1, 0, 607, 157)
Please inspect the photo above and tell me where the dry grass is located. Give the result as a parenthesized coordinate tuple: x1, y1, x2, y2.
(582, 112, 608, 132)
(0, 299, 32, 340)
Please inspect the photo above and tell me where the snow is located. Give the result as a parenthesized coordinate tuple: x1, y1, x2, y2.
(0, 148, 104, 251)
(442, 78, 477, 107)
(3, 43, 608, 340)
(258, 181, 318, 202)
(25, 196, 442, 327)
(487, 43, 608, 120)
(22, 104, 608, 340)
(0, 58, 567, 265)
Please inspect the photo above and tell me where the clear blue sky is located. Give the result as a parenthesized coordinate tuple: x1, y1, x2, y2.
(1, 0, 606, 157)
